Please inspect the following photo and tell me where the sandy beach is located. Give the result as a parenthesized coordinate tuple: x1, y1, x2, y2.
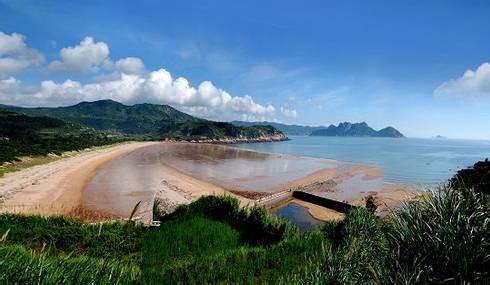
(0, 141, 417, 223)
(0, 142, 158, 215)
(0, 142, 257, 219)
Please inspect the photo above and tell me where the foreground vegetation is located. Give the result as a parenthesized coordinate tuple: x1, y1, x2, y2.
(0, 181, 488, 284)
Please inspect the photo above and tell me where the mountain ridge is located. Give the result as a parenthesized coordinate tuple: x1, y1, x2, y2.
(0, 99, 198, 134)
(232, 120, 403, 137)
(310, 122, 404, 137)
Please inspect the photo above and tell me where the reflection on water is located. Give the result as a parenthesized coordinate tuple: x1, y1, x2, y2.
(320, 173, 384, 201)
(272, 203, 322, 231)
(148, 143, 334, 192)
(82, 143, 335, 217)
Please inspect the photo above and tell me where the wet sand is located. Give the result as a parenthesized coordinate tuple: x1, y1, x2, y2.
(0, 142, 158, 216)
(81, 142, 338, 218)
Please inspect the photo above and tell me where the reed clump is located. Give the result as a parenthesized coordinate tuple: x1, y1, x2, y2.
(387, 183, 489, 283)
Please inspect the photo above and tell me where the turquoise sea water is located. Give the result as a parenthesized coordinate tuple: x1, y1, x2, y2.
(236, 136, 490, 185)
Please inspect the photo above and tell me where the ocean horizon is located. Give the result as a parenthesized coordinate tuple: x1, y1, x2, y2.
(236, 136, 490, 185)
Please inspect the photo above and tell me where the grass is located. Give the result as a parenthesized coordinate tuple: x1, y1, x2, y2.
(0, 245, 140, 284)
(387, 184, 489, 283)
(0, 185, 488, 284)
(141, 197, 326, 283)
(0, 214, 145, 260)
(0, 155, 60, 178)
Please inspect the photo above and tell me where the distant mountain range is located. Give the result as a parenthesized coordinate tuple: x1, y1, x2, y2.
(310, 122, 404, 138)
(232, 121, 404, 138)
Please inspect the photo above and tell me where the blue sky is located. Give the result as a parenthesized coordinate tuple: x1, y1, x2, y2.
(1, 0, 490, 139)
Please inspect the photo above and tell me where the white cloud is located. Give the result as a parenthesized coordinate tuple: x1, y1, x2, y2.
(0, 32, 44, 74)
(114, 57, 144, 74)
(280, 107, 298, 118)
(435, 62, 490, 97)
(46, 37, 109, 74)
(0, 68, 283, 121)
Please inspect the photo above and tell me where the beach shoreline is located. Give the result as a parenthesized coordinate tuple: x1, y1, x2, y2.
(0, 141, 418, 223)
(0, 142, 159, 216)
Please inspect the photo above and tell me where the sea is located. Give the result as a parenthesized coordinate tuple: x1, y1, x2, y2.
(235, 136, 490, 185)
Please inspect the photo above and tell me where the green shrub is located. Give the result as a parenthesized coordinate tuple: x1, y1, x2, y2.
(167, 195, 297, 246)
(450, 159, 490, 194)
(289, 208, 389, 284)
(387, 184, 489, 283)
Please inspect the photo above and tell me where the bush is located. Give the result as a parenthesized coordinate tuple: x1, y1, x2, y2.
(387, 184, 489, 283)
(167, 195, 297, 246)
(451, 159, 490, 194)
(291, 208, 390, 284)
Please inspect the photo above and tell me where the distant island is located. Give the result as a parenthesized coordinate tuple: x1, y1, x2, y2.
(232, 121, 404, 138)
(310, 122, 404, 138)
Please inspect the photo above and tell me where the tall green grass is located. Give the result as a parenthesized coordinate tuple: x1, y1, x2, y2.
(387, 184, 489, 283)
(141, 227, 328, 284)
(286, 207, 390, 284)
(0, 214, 144, 259)
(0, 245, 140, 284)
(141, 195, 321, 283)
(1, 188, 487, 284)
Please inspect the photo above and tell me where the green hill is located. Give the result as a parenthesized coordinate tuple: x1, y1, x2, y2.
(160, 121, 285, 141)
(0, 109, 128, 164)
(0, 100, 198, 134)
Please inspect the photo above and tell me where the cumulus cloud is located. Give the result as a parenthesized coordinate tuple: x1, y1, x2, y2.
(1, 34, 297, 122)
(46, 37, 109, 74)
(114, 57, 144, 74)
(0, 69, 281, 121)
(435, 62, 490, 97)
(0, 32, 44, 74)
